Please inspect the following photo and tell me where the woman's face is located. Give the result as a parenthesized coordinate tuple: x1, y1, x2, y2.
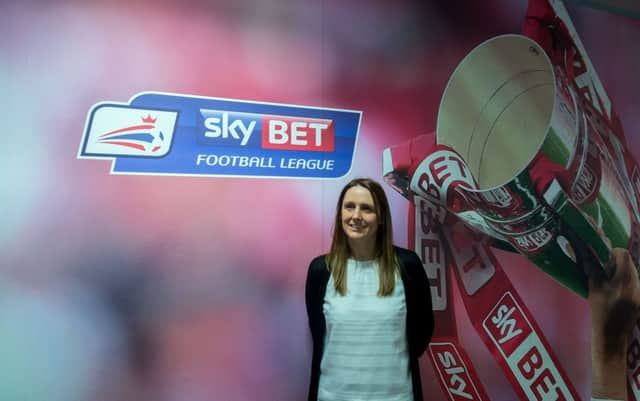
(341, 185, 379, 246)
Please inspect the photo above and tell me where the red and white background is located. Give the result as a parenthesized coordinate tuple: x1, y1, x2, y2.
(1, 1, 639, 400)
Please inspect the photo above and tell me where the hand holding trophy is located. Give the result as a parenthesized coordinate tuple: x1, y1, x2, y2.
(434, 33, 640, 400)
(589, 247, 640, 400)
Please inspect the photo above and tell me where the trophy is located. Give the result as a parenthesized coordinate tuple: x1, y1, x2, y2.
(401, 34, 640, 297)
(383, 4, 640, 400)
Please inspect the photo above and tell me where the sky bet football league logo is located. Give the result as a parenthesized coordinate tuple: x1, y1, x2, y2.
(78, 92, 361, 179)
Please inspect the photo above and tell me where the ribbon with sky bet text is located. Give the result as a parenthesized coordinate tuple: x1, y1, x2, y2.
(386, 134, 581, 400)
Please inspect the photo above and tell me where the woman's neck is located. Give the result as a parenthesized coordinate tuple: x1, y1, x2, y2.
(348, 240, 377, 261)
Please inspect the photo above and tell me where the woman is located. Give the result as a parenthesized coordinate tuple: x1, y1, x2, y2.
(305, 178, 434, 401)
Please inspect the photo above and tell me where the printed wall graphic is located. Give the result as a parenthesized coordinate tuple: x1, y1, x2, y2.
(79, 93, 362, 179)
(384, 0, 640, 399)
(3, 1, 639, 400)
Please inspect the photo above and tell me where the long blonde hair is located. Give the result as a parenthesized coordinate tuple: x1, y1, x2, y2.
(326, 178, 398, 296)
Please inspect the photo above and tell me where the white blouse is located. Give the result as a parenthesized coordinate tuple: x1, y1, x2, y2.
(318, 258, 413, 401)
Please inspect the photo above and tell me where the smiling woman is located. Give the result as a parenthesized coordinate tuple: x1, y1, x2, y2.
(341, 185, 380, 258)
(305, 178, 435, 401)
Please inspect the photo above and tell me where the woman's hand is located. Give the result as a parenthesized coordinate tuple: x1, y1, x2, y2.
(588, 248, 640, 399)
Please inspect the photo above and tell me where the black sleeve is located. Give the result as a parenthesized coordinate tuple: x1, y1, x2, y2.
(305, 256, 324, 344)
(305, 256, 326, 401)
(408, 250, 434, 357)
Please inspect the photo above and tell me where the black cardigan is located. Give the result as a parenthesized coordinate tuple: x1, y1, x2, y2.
(305, 246, 434, 401)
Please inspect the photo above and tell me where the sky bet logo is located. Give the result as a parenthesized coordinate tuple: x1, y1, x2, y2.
(200, 109, 334, 152)
(78, 92, 361, 179)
